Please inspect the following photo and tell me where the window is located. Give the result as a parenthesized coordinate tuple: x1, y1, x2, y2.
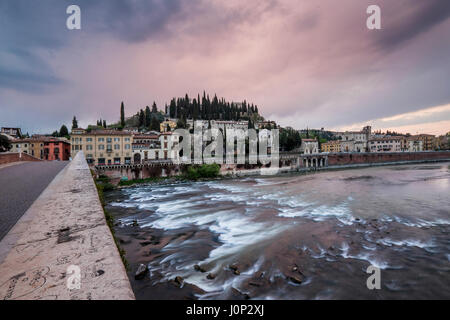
(114, 158, 121, 164)
(114, 144, 120, 150)
(125, 138, 130, 142)
(107, 138, 112, 143)
(107, 144, 113, 152)
(125, 144, 130, 150)
(98, 138, 105, 142)
(99, 144, 105, 150)
(114, 138, 120, 142)
(86, 145, 93, 150)
(98, 158, 105, 165)
(87, 138, 93, 142)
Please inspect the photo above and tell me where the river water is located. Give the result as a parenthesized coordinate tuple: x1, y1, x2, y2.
(106, 162, 450, 299)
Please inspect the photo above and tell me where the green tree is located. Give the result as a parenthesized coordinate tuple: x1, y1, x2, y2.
(120, 102, 125, 128)
(151, 102, 158, 113)
(150, 116, 161, 132)
(176, 115, 187, 129)
(72, 116, 78, 130)
(138, 110, 145, 127)
(145, 106, 151, 128)
(59, 125, 69, 137)
(0, 135, 11, 152)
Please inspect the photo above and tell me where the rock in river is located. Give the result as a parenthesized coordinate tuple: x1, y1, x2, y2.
(135, 263, 148, 280)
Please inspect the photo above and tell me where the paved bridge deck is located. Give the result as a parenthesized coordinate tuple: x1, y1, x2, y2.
(0, 161, 68, 241)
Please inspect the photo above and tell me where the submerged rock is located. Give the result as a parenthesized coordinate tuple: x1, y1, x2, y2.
(207, 273, 216, 280)
(135, 263, 148, 280)
(288, 275, 303, 284)
(174, 276, 184, 287)
(194, 264, 207, 273)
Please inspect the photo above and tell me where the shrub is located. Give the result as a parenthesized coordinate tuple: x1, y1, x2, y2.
(184, 164, 220, 180)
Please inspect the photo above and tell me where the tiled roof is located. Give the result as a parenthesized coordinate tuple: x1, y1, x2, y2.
(78, 130, 133, 136)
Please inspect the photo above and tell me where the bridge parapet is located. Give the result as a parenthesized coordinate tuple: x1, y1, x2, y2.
(0, 151, 135, 300)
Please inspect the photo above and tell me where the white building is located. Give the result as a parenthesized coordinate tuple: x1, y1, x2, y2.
(336, 126, 371, 152)
(300, 139, 319, 154)
(132, 132, 180, 163)
(406, 138, 423, 152)
(368, 136, 403, 152)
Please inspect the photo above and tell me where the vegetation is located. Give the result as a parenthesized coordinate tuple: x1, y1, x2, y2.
(134, 103, 163, 131)
(184, 164, 221, 180)
(59, 125, 69, 137)
(166, 92, 260, 121)
(92, 173, 129, 270)
(51, 124, 70, 138)
(118, 176, 171, 187)
(279, 127, 302, 151)
(0, 135, 11, 152)
(120, 102, 125, 128)
(72, 116, 78, 130)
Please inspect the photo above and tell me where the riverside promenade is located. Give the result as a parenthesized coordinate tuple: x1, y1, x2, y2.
(0, 152, 135, 300)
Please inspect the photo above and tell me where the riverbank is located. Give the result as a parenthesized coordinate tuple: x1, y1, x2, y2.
(105, 157, 450, 189)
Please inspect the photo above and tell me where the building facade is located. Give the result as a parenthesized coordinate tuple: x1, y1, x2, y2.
(160, 120, 177, 133)
(10, 137, 70, 160)
(335, 126, 371, 152)
(368, 136, 403, 153)
(132, 132, 180, 163)
(321, 140, 341, 153)
(300, 139, 319, 154)
(406, 138, 423, 152)
(43, 138, 71, 161)
(409, 134, 437, 151)
(70, 129, 133, 165)
(1, 127, 22, 139)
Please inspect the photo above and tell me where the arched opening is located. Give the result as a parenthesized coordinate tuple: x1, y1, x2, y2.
(134, 153, 141, 164)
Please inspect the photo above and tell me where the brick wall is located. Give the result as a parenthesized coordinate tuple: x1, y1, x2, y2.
(0, 152, 42, 165)
(328, 151, 450, 166)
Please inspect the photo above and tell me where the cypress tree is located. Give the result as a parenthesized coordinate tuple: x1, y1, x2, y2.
(72, 116, 78, 130)
(120, 102, 125, 128)
(145, 106, 151, 127)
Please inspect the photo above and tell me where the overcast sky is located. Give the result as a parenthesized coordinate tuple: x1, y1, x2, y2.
(1, 0, 449, 135)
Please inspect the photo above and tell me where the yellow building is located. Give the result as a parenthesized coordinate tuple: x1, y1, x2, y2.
(160, 120, 177, 133)
(10, 139, 31, 154)
(321, 140, 341, 153)
(410, 134, 436, 151)
(71, 129, 133, 165)
(9, 137, 62, 159)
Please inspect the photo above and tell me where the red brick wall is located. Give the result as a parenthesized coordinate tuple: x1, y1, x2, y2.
(328, 151, 450, 166)
(0, 153, 42, 165)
